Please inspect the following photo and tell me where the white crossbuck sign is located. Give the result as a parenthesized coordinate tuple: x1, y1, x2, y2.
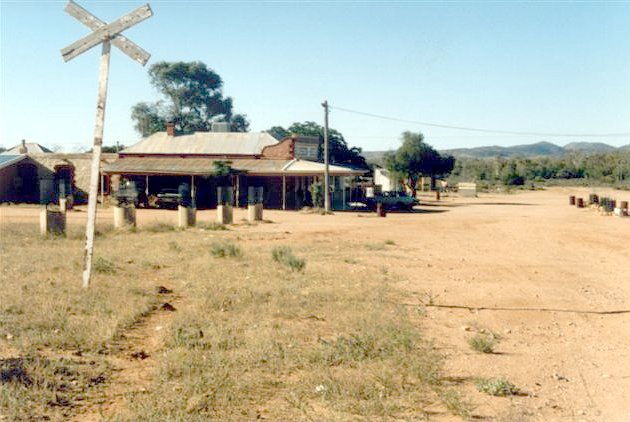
(61, 1, 152, 288)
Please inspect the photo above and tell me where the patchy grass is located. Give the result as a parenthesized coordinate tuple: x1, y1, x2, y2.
(475, 377, 519, 397)
(439, 389, 473, 418)
(1, 220, 460, 421)
(0, 356, 108, 421)
(144, 222, 177, 233)
(93, 257, 118, 274)
(197, 222, 228, 231)
(271, 246, 306, 272)
(210, 241, 242, 258)
(468, 333, 498, 354)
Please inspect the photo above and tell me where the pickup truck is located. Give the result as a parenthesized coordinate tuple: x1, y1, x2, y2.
(365, 191, 418, 211)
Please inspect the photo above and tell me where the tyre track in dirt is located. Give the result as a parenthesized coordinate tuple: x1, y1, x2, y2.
(70, 285, 182, 422)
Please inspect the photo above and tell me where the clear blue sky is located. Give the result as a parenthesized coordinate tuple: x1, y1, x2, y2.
(1, 1, 629, 152)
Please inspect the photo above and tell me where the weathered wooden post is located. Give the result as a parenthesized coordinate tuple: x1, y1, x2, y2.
(60, 0, 152, 288)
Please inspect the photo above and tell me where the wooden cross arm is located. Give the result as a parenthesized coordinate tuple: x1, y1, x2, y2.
(63, 0, 151, 65)
(61, 3, 152, 63)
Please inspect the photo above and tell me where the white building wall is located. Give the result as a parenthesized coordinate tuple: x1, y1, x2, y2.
(374, 168, 395, 192)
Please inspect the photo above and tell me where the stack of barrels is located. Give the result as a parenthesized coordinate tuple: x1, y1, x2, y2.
(570, 193, 628, 216)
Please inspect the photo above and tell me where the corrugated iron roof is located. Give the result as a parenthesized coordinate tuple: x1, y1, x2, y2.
(0, 155, 27, 170)
(1, 143, 52, 155)
(283, 159, 363, 175)
(103, 157, 364, 176)
(121, 132, 279, 156)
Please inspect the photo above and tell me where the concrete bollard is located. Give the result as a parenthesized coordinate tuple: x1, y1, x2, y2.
(59, 197, 67, 214)
(217, 204, 233, 224)
(40, 208, 66, 236)
(113, 205, 136, 228)
(178, 205, 196, 228)
(247, 203, 263, 222)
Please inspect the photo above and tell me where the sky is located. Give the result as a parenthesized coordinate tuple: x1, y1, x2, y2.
(1, 1, 629, 153)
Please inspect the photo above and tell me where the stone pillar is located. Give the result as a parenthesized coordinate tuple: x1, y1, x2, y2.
(178, 205, 196, 228)
(40, 208, 66, 236)
(113, 205, 136, 228)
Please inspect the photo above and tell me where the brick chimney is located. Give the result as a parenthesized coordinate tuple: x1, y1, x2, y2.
(166, 122, 176, 137)
(19, 139, 27, 154)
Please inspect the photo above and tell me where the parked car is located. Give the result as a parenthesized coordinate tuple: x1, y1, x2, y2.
(148, 188, 180, 209)
(365, 191, 418, 211)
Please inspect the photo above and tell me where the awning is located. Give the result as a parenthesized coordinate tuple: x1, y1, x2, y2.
(102, 157, 365, 177)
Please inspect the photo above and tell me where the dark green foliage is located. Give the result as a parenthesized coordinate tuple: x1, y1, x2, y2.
(310, 181, 323, 208)
(266, 126, 290, 140)
(131, 61, 249, 136)
(385, 132, 455, 196)
(450, 151, 630, 187)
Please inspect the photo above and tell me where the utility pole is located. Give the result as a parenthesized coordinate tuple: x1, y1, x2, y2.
(322, 100, 330, 213)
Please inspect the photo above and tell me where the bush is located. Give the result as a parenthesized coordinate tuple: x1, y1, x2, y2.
(210, 241, 242, 258)
(475, 377, 519, 396)
(468, 334, 496, 353)
(272, 246, 305, 272)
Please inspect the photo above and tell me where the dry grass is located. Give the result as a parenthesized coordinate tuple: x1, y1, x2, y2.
(1, 220, 458, 421)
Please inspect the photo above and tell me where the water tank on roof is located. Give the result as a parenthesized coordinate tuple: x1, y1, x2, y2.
(211, 122, 231, 133)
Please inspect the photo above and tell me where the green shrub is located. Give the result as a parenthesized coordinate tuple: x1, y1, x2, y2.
(272, 246, 305, 272)
(475, 377, 519, 396)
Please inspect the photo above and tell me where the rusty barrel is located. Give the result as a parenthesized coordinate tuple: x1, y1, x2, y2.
(376, 202, 386, 217)
(576, 198, 584, 208)
(435, 191, 441, 200)
(621, 201, 629, 210)
(569, 195, 576, 205)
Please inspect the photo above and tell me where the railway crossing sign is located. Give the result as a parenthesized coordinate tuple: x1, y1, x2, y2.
(60, 0, 153, 288)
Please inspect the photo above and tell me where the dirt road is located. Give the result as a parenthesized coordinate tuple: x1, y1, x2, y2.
(1, 187, 628, 421)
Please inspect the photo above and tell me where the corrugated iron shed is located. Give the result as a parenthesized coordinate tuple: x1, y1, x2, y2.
(121, 132, 279, 156)
(1, 143, 52, 155)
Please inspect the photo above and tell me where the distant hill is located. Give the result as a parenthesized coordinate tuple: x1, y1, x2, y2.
(563, 142, 617, 153)
(443, 141, 564, 159)
(363, 141, 627, 164)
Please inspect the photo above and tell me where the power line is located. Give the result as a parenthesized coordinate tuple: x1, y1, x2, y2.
(330, 105, 630, 138)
